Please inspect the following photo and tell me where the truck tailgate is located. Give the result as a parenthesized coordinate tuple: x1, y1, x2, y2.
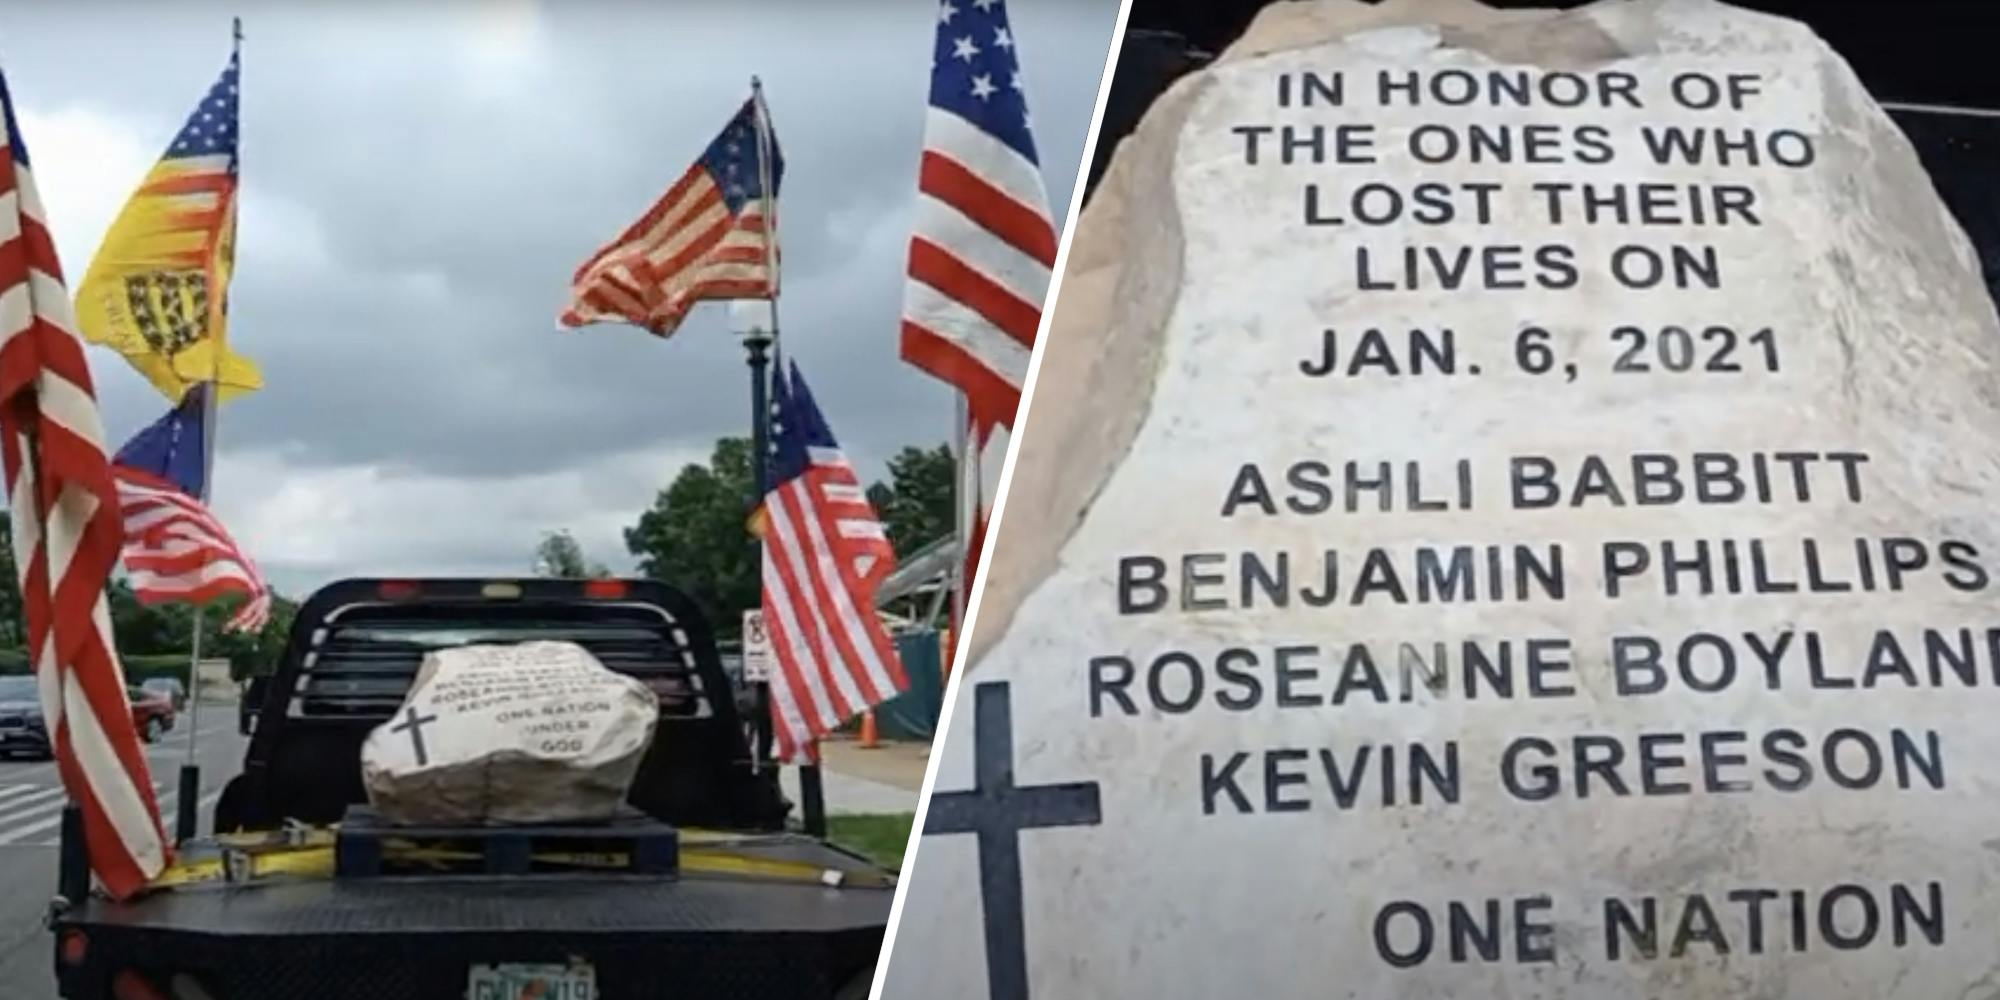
(55, 865, 889, 999)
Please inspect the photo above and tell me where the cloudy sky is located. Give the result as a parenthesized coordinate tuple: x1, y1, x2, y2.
(1, 0, 1119, 596)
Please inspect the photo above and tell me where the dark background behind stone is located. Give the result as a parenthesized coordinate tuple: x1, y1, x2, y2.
(1091, 0, 2000, 301)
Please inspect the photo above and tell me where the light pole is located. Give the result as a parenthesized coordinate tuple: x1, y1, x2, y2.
(732, 302, 827, 836)
(733, 301, 776, 765)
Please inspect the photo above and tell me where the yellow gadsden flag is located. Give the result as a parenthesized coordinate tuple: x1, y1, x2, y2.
(75, 40, 261, 402)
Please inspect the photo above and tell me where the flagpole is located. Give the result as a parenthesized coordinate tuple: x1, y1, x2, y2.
(174, 15, 242, 846)
(952, 394, 973, 673)
(747, 77, 826, 838)
(745, 77, 776, 769)
(183, 377, 219, 779)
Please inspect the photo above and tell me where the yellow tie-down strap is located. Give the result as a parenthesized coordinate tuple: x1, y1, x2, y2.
(149, 826, 895, 891)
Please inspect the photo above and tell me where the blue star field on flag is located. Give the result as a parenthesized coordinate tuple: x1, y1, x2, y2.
(165, 50, 240, 168)
(700, 99, 784, 215)
(932, 0, 1040, 166)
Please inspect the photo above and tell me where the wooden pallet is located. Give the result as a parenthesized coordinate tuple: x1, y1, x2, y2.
(334, 805, 680, 878)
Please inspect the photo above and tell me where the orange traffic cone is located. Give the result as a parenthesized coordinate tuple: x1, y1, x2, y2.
(859, 709, 880, 749)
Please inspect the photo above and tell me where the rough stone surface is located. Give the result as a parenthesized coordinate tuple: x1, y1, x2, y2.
(970, 0, 1547, 667)
(892, 1, 2000, 996)
(361, 641, 659, 826)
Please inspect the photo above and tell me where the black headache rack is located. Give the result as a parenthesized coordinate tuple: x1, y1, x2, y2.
(216, 577, 788, 833)
(49, 578, 890, 1000)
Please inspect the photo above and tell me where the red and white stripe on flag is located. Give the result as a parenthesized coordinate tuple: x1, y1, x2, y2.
(115, 469, 272, 634)
(0, 76, 171, 897)
(761, 447, 906, 762)
(905, 1, 1055, 634)
(902, 108, 1057, 431)
(560, 174, 775, 338)
(559, 98, 780, 340)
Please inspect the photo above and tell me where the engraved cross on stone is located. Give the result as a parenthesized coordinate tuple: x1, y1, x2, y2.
(390, 706, 439, 766)
(924, 682, 1102, 1000)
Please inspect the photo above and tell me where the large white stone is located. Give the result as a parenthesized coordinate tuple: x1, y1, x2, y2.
(360, 641, 659, 826)
(885, 1, 2000, 997)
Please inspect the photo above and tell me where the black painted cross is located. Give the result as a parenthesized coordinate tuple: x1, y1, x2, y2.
(390, 706, 439, 765)
(924, 681, 1101, 1000)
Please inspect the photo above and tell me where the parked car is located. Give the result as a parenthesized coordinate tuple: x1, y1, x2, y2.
(718, 652, 760, 749)
(0, 676, 49, 759)
(141, 677, 187, 710)
(128, 686, 177, 743)
(718, 652, 759, 717)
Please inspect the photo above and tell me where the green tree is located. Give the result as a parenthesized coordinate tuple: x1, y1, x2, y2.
(624, 437, 759, 638)
(867, 444, 955, 557)
(0, 507, 296, 675)
(533, 529, 610, 577)
(108, 582, 296, 668)
(0, 511, 21, 649)
(108, 578, 183, 655)
(212, 591, 300, 679)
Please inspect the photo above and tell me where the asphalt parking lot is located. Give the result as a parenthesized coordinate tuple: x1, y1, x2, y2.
(0, 707, 245, 999)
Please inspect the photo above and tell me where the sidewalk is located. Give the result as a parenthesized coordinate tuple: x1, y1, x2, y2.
(780, 737, 931, 815)
(819, 737, 929, 790)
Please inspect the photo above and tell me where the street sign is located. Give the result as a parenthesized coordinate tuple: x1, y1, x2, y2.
(742, 609, 773, 682)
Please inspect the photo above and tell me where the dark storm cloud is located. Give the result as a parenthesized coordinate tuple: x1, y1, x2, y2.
(5, 0, 1113, 473)
(0, 0, 1119, 586)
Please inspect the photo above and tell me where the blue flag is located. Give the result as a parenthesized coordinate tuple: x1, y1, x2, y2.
(112, 383, 209, 498)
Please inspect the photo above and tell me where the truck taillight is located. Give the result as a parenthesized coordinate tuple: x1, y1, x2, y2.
(584, 580, 628, 599)
(58, 929, 86, 966)
(110, 969, 167, 1000)
(376, 581, 420, 600)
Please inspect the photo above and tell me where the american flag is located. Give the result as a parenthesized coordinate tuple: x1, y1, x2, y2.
(901, 0, 1056, 432)
(112, 384, 270, 633)
(0, 70, 172, 898)
(560, 94, 784, 338)
(756, 361, 907, 762)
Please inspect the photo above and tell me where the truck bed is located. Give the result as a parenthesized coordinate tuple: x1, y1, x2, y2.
(53, 580, 889, 998)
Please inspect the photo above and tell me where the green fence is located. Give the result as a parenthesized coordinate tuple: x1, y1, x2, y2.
(875, 630, 945, 741)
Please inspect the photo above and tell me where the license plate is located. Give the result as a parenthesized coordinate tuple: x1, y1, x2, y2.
(466, 962, 596, 1000)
